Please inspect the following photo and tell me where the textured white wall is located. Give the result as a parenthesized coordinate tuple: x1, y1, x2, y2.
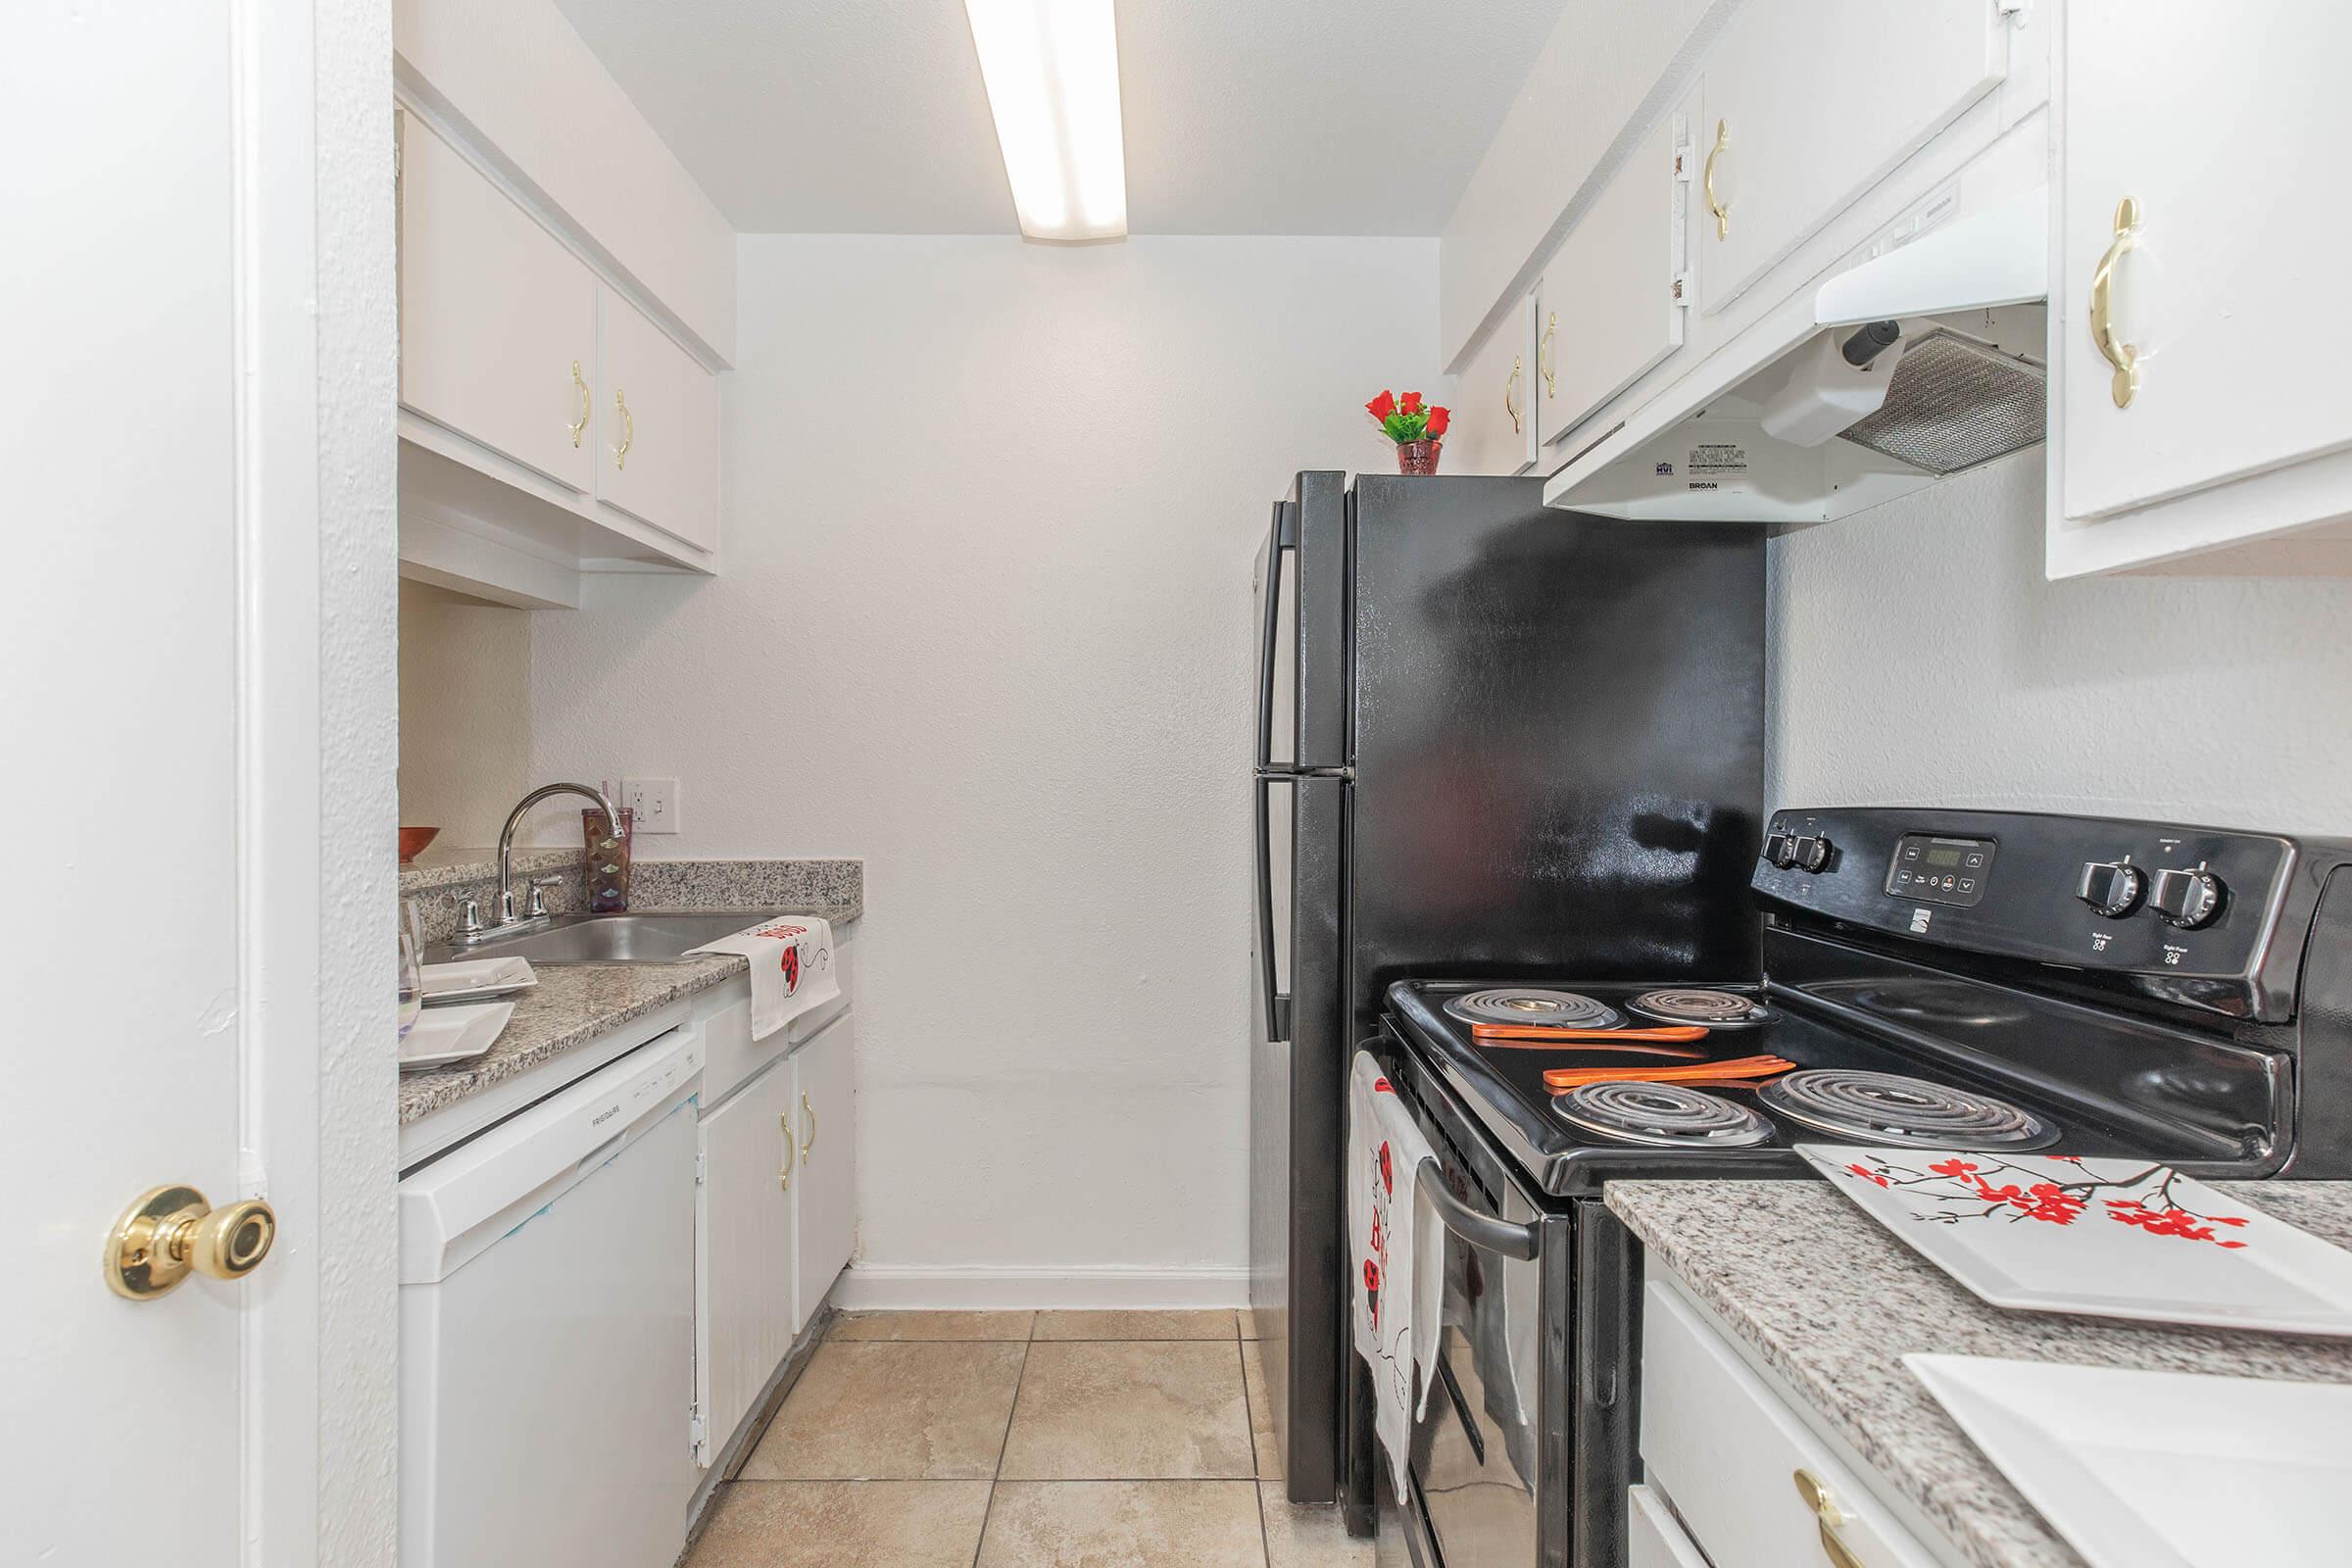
(531, 234, 1438, 1297)
(398, 580, 533, 846)
(317, 0, 401, 1555)
(1769, 453, 2352, 834)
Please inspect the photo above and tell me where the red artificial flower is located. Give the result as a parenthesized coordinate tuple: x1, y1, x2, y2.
(1425, 407, 1449, 437)
(1366, 390, 1396, 420)
(1399, 391, 1424, 414)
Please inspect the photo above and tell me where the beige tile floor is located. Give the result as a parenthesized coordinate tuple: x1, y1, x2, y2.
(689, 1309, 1406, 1568)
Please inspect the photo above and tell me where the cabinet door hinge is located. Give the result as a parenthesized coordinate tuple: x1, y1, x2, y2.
(690, 1400, 708, 1450)
(1671, 270, 1692, 304)
(695, 1150, 707, 1187)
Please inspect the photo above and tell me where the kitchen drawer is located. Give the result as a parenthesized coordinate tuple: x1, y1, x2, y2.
(1628, 1485, 1708, 1568)
(1642, 1279, 1940, 1568)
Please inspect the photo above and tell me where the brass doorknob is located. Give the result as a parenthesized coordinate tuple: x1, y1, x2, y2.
(105, 1185, 277, 1300)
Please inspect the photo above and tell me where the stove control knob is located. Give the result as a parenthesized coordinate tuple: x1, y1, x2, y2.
(2150, 864, 2226, 929)
(2076, 858, 2145, 918)
(1791, 834, 1833, 873)
(1765, 831, 1798, 869)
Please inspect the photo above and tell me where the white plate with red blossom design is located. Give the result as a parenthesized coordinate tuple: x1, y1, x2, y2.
(1798, 1146, 2352, 1335)
(1904, 1354, 2352, 1568)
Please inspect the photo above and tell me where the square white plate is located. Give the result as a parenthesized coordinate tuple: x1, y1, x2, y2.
(1907, 1353, 2352, 1568)
(1799, 1145, 2352, 1335)
(419, 956, 537, 1004)
(399, 1000, 514, 1071)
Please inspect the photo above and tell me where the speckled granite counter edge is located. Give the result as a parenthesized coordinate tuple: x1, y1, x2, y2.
(1607, 1179, 2352, 1568)
(398, 956, 748, 1124)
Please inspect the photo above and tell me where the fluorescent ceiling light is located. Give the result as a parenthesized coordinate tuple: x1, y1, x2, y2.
(963, 0, 1128, 242)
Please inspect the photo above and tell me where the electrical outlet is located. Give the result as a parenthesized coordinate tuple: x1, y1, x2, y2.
(621, 777, 680, 835)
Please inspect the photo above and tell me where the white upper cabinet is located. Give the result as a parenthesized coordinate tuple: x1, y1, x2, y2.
(1449, 295, 1540, 476)
(1536, 111, 1691, 456)
(2049, 0, 2352, 574)
(400, 114, 598, 496)
(596, 285, 722, 555)
(1696, 0, 2010, 317)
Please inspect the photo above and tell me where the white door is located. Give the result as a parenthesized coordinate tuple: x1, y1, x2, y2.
(1698, 0, 2009, 316)
(2, 4, 393, 1563)
(399, 110, 600, 495)
(791, 1014, 858, 1333)
(697, 1053, 802, 1465)
(1448, 296, 1538, 476)
(596, 284, 723, 552)
(1536, 111, 1690, 454)
(2057, 0, 2352, 523)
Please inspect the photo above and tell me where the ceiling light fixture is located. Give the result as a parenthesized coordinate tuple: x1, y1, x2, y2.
(962, 0, 1128, 242)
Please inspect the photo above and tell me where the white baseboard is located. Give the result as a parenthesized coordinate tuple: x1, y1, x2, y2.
(834, 1262, 1250, 1311)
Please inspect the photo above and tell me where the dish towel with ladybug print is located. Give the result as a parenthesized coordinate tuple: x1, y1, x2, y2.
(683, 915, 838, 1040)
(1347, 1050, 1442, 1497)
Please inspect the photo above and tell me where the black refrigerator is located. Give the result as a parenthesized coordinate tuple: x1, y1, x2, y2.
(1248, 472, 1765, 1520)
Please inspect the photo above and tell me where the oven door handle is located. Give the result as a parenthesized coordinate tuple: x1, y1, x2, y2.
(1416, 1157, 1540, 1261)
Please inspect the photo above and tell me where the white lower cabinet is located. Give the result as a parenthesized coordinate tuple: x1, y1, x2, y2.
(694, 1000, 858, 1466)
(695, 1036, 802, 1467)
(1642, 1279, 1941, 1568)
(789, 1013, 858, 1336)
(1627, 1485, 1710, 1568)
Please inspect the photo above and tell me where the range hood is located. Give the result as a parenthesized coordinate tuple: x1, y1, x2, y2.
(1544, 185, 2048, 525)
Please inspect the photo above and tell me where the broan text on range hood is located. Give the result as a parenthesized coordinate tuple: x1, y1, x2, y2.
(1543, 185, 2048, 526)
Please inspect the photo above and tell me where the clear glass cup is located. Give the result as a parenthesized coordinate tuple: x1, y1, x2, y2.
(398, 899, 424, 1041)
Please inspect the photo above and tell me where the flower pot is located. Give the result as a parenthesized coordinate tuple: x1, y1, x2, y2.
(1396, 439, 1442, 476)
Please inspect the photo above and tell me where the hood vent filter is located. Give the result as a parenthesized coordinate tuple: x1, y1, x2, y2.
(1837, 326, 2045, 477)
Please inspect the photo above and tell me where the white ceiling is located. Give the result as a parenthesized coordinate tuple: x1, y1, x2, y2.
(551, 0, 1571, 236)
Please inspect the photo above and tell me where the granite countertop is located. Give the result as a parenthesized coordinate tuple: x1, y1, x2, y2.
(399, 956, 747, 1124)
(1608, 1179, 2352, 1568)
(397, 854, 863, 1125)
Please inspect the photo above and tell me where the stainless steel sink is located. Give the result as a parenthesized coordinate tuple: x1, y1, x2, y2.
(425, 910, 790, 966)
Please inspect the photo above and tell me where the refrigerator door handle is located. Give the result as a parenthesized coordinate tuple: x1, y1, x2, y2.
(1253, 769, 1293, 1043)
(1255, 499, 1298, 773)
(1415, 1157, 1540, 1261)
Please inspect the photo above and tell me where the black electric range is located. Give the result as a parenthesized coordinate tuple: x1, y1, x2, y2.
(1362, 807, 2352, 1568)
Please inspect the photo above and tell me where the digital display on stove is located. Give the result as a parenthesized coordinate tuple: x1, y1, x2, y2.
(1886, 833, 1994, 908)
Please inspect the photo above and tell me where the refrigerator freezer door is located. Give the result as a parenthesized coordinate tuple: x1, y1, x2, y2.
(1256, 471, 1350, 773)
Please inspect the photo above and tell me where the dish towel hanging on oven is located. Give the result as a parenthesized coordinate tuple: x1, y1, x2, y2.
(683, 915, 838, 1040)
(1348, 1050, 1443, 1496)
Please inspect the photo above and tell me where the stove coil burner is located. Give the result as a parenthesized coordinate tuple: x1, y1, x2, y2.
(1445, 988, 1623, 1031)
(1759, 1069, 2052, 1149)
(1551, 1081, 1774, 1149)
(1626, 988, 1773, 1027)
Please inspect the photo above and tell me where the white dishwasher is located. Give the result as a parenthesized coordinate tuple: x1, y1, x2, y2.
(399, 1028, 704, 1568)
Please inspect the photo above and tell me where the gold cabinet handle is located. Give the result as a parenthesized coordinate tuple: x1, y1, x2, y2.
(778, 1112, 797, 1191)
(2088, 195, 2143, 409)
(1703, 119, 1731, 239)
(612, 386, 634, 468)
(1792, 1469, 1865, 1568)
(801, 1092, 818, 1163)
(106, 1185, 277, 1300)
(1539, 312, 1558, 399)
(1504, 355, 1523, 435)
(567, 360, 591, 447)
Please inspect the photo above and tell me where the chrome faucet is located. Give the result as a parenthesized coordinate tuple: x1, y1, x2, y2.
(463, 781, 623, 943)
